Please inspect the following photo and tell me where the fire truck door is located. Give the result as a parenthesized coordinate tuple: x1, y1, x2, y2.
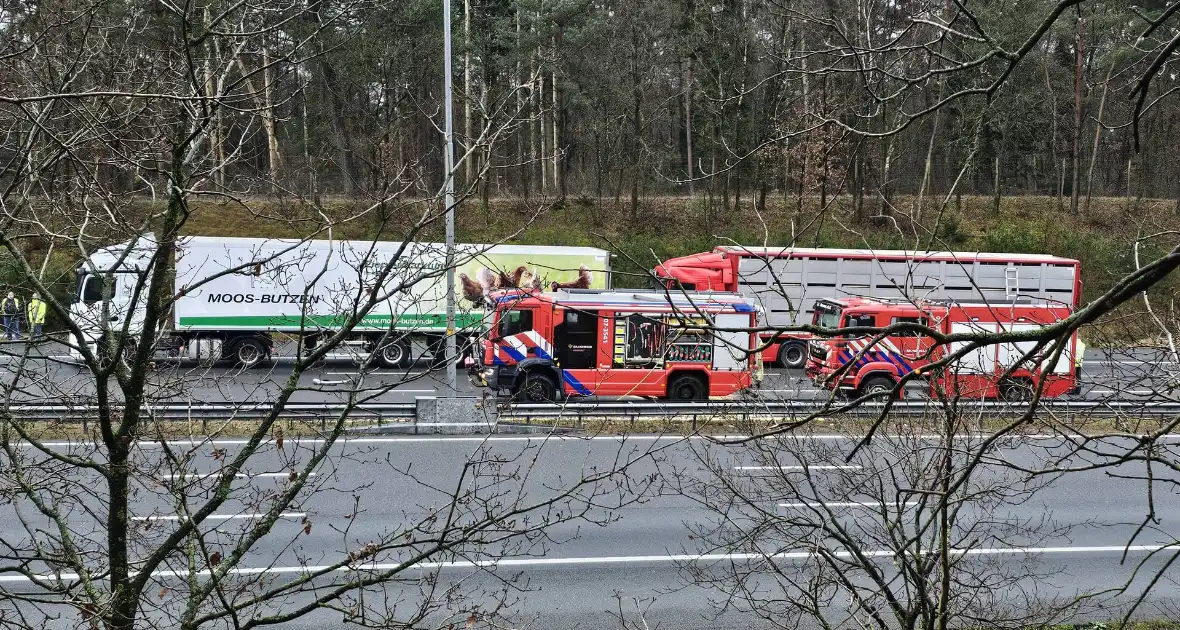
(556, 309, 598, 369)
(888, 316, 931, 360)
(711, 313, 750, 371)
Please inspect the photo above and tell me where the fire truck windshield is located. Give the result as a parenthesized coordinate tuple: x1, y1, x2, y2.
(813, 302, 841, 329)
(498, 309, 533, 338)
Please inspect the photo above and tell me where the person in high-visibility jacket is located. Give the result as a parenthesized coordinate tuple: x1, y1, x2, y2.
(26, 292, 46, 339)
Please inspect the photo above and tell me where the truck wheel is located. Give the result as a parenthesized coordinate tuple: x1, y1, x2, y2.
(514, 371, 557, 403)
(376, 338, 412, 369)
(859, 375, 897, 399)
(667, 373, 707, 401)
(777, 342, 807, 369)
(232, 337, 268, 369)
(999, 379, 1033, 402)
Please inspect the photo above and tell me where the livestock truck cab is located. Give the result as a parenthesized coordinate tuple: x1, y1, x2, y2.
(805, 297, 1080, 401)
(472, 288, 761, 402)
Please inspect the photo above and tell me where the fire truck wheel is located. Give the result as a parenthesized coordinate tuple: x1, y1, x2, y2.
(999, 379, 1033, 402)
(778, 343, 807, 369)
(516, 371, 558, 402)
(667, 373, 707, 401)
(859, 375, 897, 399)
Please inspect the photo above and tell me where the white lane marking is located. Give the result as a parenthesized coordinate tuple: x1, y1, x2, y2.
(311, 378, 434, 391)
(0, 545, 1171, 582)
(758, 389, 821, 393)
(1085, 390, 1158, 396)
(328, 372, 433, 377)
(160, 472, 317, 480)
(132, 512, 306, 522)
(1095, 360, 1178, 366)
(734, 465, 862, 471)
(779, 501, 920, 509)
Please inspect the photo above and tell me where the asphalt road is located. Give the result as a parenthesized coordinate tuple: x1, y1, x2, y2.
(2, 434, 1180, 628)
(0, 339, 1176, 406)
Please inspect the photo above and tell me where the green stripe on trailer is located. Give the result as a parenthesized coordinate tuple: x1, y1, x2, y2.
(177, 312, 486, 330)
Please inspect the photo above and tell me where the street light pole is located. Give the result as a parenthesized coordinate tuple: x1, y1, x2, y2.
(443, 0, 457, 398)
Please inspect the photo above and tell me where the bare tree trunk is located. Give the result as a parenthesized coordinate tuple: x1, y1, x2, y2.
(237, 48, 283, 193)
(685, 61, 693, 195)
(209, 14, 226, 191)
(1084, 58, 1115, 216)
(993, 154, 1002, 213)
(916, 104, 941, 223)
(1044, 54, 1061, 211)
(261, 45, 282, 192)
(531, 49, 542, 194)
(515, 6, 526, 197)
(1070, 12, 1084, 215)
(1059, 158, 1066, 206)
(480, 64, 490, 211)
(552, 30, 564, 201)
(463, 0, 473, 187)
(1129, 158, 1136, 200)
(204, 64, 220, 190)
(878, 136, 894, 217)
(629, 22, 642, 218)
(302, 81, 316, 201)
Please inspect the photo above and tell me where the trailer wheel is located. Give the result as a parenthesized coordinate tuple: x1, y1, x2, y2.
(376, 338, 412, 369)
(999, 379, 1033, 402)
(777, 342, 807, 369)
(858, 375, 897, 399)
(231, 337, 268, 369)
(667, 373, 707, 401)
(515, 371, 557, 403)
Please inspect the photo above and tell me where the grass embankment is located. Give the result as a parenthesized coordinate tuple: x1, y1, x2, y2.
(16, 411, 1174, 442)
(5, 194, 1177, 341)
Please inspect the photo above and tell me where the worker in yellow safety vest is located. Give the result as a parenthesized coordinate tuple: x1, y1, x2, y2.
(26, 292, 46, 339)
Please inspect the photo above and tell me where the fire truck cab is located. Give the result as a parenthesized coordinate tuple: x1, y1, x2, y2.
(805, 297, 1079, 401)
(472, 289, 761, 401)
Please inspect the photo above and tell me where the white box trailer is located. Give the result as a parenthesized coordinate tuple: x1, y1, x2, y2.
(655, 246, 1080, 368)
(69, 235, 611, 368)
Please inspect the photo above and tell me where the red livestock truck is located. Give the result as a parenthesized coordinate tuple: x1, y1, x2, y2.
(470, 289, 760, 401)
(653, 247, 1081, 369)
(805, 297, 1079, 400)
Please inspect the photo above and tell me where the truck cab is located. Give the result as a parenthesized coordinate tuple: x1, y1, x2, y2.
(806, 297, 1079, 401)
(70, 237, 156, 359)
(805, 298, 933, 398)
(473, 288, 761, 402)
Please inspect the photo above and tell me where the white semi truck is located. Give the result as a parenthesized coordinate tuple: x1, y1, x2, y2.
(68, 235, 611, 368)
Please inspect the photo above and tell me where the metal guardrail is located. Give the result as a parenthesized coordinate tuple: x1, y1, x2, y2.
(4, 403, 418, 421)
(500, 399, 1180, 419)
(4, 399, 1178, 423)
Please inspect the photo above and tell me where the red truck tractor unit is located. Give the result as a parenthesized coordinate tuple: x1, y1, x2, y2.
(805, 297, 1079, 401)
(653, 247, 1080, 369)
(471, 289, 761, 401)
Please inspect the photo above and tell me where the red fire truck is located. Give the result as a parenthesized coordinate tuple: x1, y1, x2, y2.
(805, 297, 1079, 400)
(653, 247, 1081, 369)
(471, 289, 761, 401)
